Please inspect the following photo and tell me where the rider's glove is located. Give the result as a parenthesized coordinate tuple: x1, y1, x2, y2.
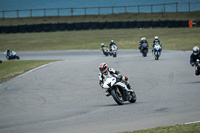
(116, 74, 122, 79)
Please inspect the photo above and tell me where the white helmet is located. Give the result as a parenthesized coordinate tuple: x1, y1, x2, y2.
(111, 40, 114, 43)
(141, 37, 146, 41)
(155, 36, 159, 40)
(193, 46, 199, 55)
(101, 43, 104, 46)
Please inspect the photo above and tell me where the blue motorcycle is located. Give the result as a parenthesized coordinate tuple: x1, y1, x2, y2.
(4, 51, 20, 60)
(153, 43, 162, 60)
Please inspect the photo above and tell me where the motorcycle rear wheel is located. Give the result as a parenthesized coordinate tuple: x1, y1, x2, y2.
(129, 92, 137, 103)
(16, 56, 20, 60)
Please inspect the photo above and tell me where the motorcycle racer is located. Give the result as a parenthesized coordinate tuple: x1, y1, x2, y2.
(99, 63, 133, 96)
(190, 46, 200, 67)
(109, 40, 117, 52)
(152, 36, 162, 48)
(139, 37, 149, 52)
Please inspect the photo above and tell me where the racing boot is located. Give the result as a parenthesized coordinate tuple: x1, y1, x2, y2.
(105, 89, 111, 97)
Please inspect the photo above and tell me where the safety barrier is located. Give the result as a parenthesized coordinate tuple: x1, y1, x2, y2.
(0, 20, 197, 34)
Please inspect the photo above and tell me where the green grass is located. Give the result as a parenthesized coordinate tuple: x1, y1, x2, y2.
(0, 27, 199, 51)
(0, 11, 200, 26)
(121, 123, 200, 133)
(0, 60, 58, 83)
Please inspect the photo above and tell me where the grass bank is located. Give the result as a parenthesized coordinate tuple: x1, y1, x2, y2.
(121, 122, 200, 133)
(0, 60, 58, 83)
(0, 27, 199, 51)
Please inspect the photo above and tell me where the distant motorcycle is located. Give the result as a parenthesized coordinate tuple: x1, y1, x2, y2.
(0, 60, 2, 63)
(195, 59, 200, 76)
(102, 75, 136, 105)
(110, 44, 118, 57)
(4, 51, 20, 60)
(153, 43, 162, 60)
(140, 43, 148, 57)
(101, 44, 110, 56)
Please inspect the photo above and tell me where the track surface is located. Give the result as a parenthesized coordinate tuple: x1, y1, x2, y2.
(0, 50, 200, 133)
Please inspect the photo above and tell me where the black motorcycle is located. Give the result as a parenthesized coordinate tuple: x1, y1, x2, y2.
(140, 43, 148, 57)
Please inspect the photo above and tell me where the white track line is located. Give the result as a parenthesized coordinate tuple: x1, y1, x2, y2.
(185, 121, 200, 125)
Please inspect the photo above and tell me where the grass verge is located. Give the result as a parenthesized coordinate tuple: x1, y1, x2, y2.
(0, 27, 199, 51)
(0, 60, 59, 83)
(121, 122, 200, 133)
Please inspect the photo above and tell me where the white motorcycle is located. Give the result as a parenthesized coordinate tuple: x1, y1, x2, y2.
(102, 75, 136, 105)
(110, 45, 118, 57)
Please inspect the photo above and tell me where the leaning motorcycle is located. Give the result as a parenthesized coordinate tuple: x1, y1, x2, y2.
(102, 75, 136, 105)
(4, 51, 20, 60)
(195, 59, 200, 76)
(153, 43, 162, 60)
(110, 44, 118, 57)
(140, 43, 148, 57)
(101, 45, 110, 56)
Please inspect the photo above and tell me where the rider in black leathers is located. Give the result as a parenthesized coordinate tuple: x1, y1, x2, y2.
(139, 37, 148, 52)
(190, 46, 200, 75)
(109, 40, 117, 52)
(190, 46, 200, 66)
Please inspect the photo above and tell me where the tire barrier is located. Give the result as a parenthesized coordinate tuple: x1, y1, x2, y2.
(27, 24, 35, 33)
(75, 22, 82, 30)
(82, 22, 90, 30)
(160, 21, 167, 27)
(121, 21, 129, 28)
(113, 22, 121, 29)
(105, 22, 113, 29)
(174, 20, 182, 27)
(67, 23, 74, 31)
(0, 26, 3, 33)
(19, 25, 27, 33)
(51, 23, 58, 32)
(152, 21, 160, 27)
(129, 21, 137, 28)
(59, 23, 67, 31)
(35, 24, 43, 32)
(181, 21, 188, 27)
(0, 20, 196, 34)
(167, 20, 175, 28)
(11, 26, 19, 33)
(43, 23, 51, 32)
(136, 21, 144, 28)
(90, 22, 98, 29)
(98, 22, 106, 29)
(144, 21, 152, 28)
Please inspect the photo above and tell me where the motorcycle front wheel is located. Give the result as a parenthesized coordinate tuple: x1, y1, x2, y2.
(113, 52, 117, 57)
(155, 52, 159, 60)
(111, 88, 124, 105)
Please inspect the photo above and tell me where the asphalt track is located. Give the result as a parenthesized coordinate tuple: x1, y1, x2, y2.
(0, 50, 200, 133)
